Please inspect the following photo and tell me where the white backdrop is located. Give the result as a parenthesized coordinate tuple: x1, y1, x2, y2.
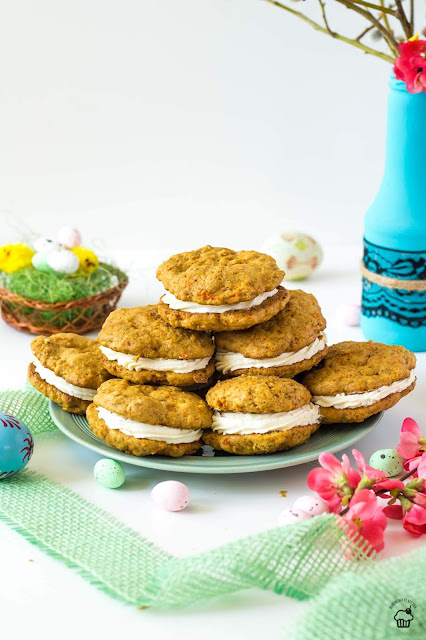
(0, 0, 410, 253)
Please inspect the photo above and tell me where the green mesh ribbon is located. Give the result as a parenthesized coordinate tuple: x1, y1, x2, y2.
(1, 389, 426, 638)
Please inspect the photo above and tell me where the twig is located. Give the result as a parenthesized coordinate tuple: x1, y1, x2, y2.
(356, 24, 376, 41)
(379, 0, 394, 34)
(318, 0, 334, 34)
(339, 469, 417, 516)
(394, 0, 413, 38)
(351, 0, 398, 15)
(336, 0, 400, 55)
(263, 0, 395, 62)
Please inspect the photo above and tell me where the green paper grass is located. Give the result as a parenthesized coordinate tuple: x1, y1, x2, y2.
(1, 263, 124, 303)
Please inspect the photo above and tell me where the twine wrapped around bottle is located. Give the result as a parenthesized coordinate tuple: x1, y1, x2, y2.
(361, 263, 426, 292)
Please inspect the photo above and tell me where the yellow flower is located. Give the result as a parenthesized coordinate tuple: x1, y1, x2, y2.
(71, 246, 99, 273)
(408, 33, 419, 42)
(0, 243, 35, 273)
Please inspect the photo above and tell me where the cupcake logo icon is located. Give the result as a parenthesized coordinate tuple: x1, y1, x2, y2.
(390, 598, 416, 629)
(394, 607, 414, 628)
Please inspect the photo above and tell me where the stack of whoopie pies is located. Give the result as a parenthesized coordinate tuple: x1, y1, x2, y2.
(28, 245, 416, 458)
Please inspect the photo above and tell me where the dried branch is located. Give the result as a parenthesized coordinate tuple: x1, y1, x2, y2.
(394, 0, 413, 38)
(356, 24, 376, 41)
(336, 0, 400, 56)
(263, 0, 395, 62)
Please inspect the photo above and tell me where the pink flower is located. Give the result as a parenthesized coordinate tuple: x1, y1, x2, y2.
(342, 489, 387, 553)
(352, 449, 387, 480)
(394, 39, 426, 94)
(307, 452, 360, 513)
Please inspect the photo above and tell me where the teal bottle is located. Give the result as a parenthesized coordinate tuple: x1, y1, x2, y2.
(361, 75, 426, 351)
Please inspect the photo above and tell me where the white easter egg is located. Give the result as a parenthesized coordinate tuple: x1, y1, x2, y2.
(34, 237, 60, 253)
(57, 226, 82, 249)
(293, 495, 329, 516)
(278, 508, 313, 526)
(262, 231, 323, 280)
(46, 249, 79, 274)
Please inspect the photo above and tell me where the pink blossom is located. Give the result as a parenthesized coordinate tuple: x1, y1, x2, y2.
(342, 489, 387, 553)
(394, 39, 426, 94)
(307, 452, 360, 513)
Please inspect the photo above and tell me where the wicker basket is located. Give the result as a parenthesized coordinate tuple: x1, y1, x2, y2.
(0, 265, 128, 335)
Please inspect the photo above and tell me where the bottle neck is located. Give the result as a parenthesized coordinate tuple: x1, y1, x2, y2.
(382, 78, 426, 194)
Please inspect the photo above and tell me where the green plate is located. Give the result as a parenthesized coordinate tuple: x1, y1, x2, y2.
(49, 401, 383, 474)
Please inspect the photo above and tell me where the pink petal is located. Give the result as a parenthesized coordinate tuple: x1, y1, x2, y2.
(401, 417, 422, 437)
(319, 452, 343, 475)
(406, 504, 426, 526)
(383, 504, 403, 519)
(397, 431, 421, 460)
(417, 453, 426, 480)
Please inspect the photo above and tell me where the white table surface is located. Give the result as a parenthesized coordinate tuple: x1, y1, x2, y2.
(1, 244, 425, 640)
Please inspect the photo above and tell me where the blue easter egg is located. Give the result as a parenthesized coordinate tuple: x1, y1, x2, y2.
(0, 413, 34, 479)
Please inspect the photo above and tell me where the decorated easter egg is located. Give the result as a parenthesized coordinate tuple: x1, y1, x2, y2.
(336, 303, 361, 327)
(57, 226, 82, 249)
(32, 251, 53, 272)
(369, 449, 404, 477)
(262, 231, 323, 280)
(34, 237, 60, 253)
(278, 507, 312, 526)
(94, 459, 125, 489)
(151, 480, 190, 512)
(293, 495, 329, 516)
(46, 248, 79, 274)
(0, 413, 34, 479)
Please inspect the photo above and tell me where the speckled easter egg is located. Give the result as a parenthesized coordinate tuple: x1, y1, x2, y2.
(293, 495, 329, 516)
(57, 226, 82, 249)
(151, 480, 190, 512)
(0, 413, 34, 479)
(336, 303, 361, 327)
(94, 459, 125, 489)
(369, 449, 404, 477)
(278, 507, 312, 526)
(262, 232, 323, 280)
(46, 248, 79, 274)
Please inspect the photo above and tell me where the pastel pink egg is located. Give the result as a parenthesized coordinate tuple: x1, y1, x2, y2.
(151, 480, 190, 512)
(336, 303, 361, 327)
(293, 495, 329, 516)
(57, 226, 82, 249)
(277, 507, 312, 526)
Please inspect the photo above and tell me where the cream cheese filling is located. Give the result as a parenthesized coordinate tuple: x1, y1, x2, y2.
(96, 407, 202, 443)
(161, 287, 279, 314)
(32, 357, 96, 401)
(211, 403, 320, 436)
(216, 333, 326, 373)
(99, 345, 211, 374)
(312, 370, 416, 409)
